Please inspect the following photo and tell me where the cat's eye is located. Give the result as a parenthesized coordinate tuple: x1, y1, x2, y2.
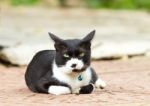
(63, 53, 69, 58)
(79, 52, 85, 57)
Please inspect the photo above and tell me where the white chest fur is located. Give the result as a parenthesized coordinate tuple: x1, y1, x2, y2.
(52, 63, 92, 92)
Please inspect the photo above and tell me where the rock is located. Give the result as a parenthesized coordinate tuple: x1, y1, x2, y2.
(92, 41, 150, 60)
(0, 43, 53, 65)
(0, 41, 150, 65)
(146, 49, 150, 56)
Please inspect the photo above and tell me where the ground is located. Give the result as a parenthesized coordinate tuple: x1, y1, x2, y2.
(0, 57, 150, 106)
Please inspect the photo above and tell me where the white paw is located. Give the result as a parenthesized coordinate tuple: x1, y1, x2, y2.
(95, 78, 106, 89)
(72, 88, 81, 94)
(48, 86, 71, 95)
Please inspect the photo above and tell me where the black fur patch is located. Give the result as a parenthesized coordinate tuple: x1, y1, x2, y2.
(79, 84, 94, 94)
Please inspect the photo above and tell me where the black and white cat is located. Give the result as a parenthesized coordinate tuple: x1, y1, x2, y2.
(25, 30, 106, 95)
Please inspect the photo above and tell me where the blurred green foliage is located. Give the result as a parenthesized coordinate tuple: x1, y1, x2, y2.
(7, 0, 150, 10)
(10, 0, 39, 6)
(135, 0, 150, 10)
(86, 0, 150, 10)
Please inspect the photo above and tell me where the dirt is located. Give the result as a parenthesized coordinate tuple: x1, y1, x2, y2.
(0, 57, 150, 106)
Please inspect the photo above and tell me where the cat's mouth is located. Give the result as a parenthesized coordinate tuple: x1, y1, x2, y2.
(72, 69, 83, 73)
(72, 67, 86, 73)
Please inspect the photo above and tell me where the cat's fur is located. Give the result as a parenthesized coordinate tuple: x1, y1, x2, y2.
(25, 30, 106, 95)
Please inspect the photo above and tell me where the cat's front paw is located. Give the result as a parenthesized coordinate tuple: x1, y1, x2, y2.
(79, 84, 95, 94)
(48, 86, 71, 95)
(95, 78, 106, 89)
(72, 88, 81, 94)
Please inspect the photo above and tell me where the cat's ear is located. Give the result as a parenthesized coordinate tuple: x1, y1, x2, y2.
(48, 32, 63, 43)
(82, 30, 95, 43)
(48, 32, 66, 51)
(80, 30, 95, 49)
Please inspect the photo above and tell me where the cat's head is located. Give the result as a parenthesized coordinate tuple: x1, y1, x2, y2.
(49, 30, 95, 74)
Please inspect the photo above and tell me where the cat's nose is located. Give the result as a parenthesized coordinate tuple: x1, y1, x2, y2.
(71, 64, 77, 68)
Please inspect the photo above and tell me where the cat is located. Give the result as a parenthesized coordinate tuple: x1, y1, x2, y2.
(25, 30, 106, 95)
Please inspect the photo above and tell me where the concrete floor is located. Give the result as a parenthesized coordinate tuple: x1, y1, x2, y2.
(0, 57, 150, 106)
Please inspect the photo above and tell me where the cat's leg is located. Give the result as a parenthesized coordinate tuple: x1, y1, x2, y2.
(36, 78, 50, 93)
(90, 68, 106, 89)
(79, 84, 95, 94)
(48, 86, 71, 95)
(95, 78, 106, 89)
(72, 88, 81, 94)
(36, 77, 71, 94)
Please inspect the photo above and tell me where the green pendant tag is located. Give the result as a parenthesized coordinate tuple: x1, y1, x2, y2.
(78, 75, 83, 81)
